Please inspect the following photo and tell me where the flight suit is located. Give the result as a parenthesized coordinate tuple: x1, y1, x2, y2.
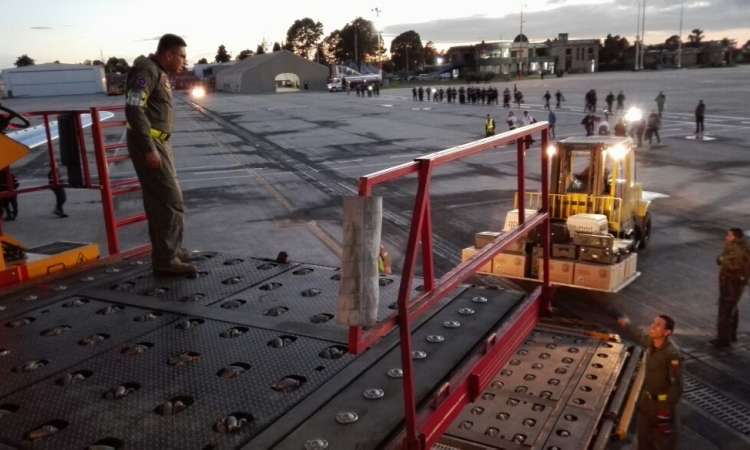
(626, 323, 684, 450)
(716, 238, 749, 344)
(125, 56, 184, 269)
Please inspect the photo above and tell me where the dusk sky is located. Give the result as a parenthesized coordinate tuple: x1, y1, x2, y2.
(2, 0, 747, 70)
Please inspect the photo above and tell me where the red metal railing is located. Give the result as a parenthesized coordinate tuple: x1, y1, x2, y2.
(90, 106, 148, 255)
(349, 123, 553, 449)
(0, 107, 148, 257)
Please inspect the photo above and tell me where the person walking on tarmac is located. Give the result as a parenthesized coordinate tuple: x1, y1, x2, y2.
(618, 314, 683, 450)
(646, 111, 662, 145)
(412, 87, 417, 101)
(48, 163, 68, 218)
(485, 114, 496, 137)
(543, 90, 551, 109)
(514, 89, 523, 108)
(125, 33, 196, 276)
(503, 88, 511, 108)
(655, 92, 666, 117)
(605, 91, 615, 113)
(614, 117, 628, 137)
(555, 90, 565, 109)
(616, 90, 626, 111)
(548, 110, 557, 140)
(695, 100, 706, 138)
(418, 86, 424, 101)
(712, 228, 750, 347)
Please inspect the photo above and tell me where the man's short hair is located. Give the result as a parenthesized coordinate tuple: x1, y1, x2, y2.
(729, 228, 744, 239)
(157, 34, 187, 54)
(658, 314, 675, 333)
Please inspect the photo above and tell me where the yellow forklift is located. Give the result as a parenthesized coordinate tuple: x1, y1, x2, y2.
(519, 135, 652, 249)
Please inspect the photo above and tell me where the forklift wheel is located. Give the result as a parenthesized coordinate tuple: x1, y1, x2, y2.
(636, 212, 652, 249)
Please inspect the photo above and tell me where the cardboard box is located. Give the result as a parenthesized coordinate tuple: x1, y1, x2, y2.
(462, 246, 493, 274)
(574, 260, 624, 291)
(623, 253, 638, 279)
(492, 253, 528, 278)
(475, 231, 502, 249)
(537, 259, 575, 285)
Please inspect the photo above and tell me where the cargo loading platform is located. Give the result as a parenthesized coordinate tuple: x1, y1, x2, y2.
(0, 251, 635, 450)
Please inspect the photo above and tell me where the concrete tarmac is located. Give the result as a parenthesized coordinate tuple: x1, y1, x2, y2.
(2, 65, 750, 449)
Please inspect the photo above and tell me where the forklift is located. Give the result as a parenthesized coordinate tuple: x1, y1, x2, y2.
(519, 135, 652, 249)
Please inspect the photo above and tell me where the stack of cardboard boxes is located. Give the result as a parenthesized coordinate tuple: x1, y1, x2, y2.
(461, 223, 638, 291)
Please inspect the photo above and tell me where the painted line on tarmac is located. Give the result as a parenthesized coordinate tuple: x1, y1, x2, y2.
(200, 168, 247, 175)
(446, 199, 504, 209)
(321, 159, 363, 165)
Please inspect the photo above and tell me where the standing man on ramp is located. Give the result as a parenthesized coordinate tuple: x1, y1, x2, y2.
(125, 33, 196, 276)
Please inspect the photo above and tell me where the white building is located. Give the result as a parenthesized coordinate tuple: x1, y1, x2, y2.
(2, 63, 106, 97)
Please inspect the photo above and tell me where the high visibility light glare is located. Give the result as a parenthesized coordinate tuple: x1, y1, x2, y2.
(546, 145, 557, 157)
(624, 107, 642, 122)
(609, 144, 628, 160)
(368, 86, 373, 91)
(191, 87, 206, 98)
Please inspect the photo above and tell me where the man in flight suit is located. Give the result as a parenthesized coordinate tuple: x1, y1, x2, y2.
(125, 33, 196, 275)
(712, 228, 750, 347)
(618, 315, 683, 450)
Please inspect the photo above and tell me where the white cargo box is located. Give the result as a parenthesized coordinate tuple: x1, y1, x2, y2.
(503, 209, 538, 232)
(566, 214, 609, 236)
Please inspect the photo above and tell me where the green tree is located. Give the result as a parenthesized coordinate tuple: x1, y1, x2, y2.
(105, 57, 130, 74)
(687, 29, 704, 47)
(237, 49, 254, 61)
(664, 35, 681, 50)
(14, 54, 35, 67)
(256, 39, 268, 55)
(330, 18, 379, 68)
(92, 60, 103, 66)
(215, 45, 231, 63)
(423, 41, 438, 66)
(197, 57, 208, 64)
(390, 30, 424, 71)
(286, 18, 324, 59)
(599, 34, 630, 64)
(272, 42, 282, 52)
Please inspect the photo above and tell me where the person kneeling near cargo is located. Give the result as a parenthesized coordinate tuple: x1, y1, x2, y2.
(125, 34, 196, 275)
(618, 315, 683, 450)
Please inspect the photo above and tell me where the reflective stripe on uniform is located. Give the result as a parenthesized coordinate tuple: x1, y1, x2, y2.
(125, 123, 172, 142)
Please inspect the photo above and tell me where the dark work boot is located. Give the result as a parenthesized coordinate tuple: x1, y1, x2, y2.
(709, 339, 731, 348)
(154, 259, 197, 276)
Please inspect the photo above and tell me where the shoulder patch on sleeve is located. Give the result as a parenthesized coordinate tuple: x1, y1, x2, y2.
(126, 89, 147, 107)
(135, 76, 148, 88)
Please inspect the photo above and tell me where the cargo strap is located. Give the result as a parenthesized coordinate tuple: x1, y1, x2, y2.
(126, 123, 171, 142)
(644, 391, 668, 402)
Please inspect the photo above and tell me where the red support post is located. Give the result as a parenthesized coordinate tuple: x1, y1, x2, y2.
(420, 189, 435, 291)
(43, 114, 59, 186)
(90, 107, 120, 255)
(396, 159, 435, 450)
(74, 113, 93, 187)
(516, 137, 526, 225)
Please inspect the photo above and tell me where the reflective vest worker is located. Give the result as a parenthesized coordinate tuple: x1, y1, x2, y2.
(485, 114, 496, 137)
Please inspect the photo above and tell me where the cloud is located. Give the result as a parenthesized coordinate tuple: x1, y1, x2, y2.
(383, 0, 748, 46)
(31, 27, 53, 30)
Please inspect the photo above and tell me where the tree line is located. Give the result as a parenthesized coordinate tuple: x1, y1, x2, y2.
(13, 22, 749, 73)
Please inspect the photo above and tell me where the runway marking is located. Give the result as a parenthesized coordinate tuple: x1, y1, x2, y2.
(390, 154, 423, 158)
(446, 199, 504, 209)
(199, 168, 248, 175)
(322, 159, 363, 164)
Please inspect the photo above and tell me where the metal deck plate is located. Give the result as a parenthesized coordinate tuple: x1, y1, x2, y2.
(273, 287, 525, 449)
(0, 297, 178, 397)
(0, 318, 354, 450)
(0, 254, 152, 320)
(441, 330, 627, 450)
(87, 253, 296, 306)
(209, 264, 423, 336)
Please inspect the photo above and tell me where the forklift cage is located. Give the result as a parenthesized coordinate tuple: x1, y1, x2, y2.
(352, 123, 554, 449)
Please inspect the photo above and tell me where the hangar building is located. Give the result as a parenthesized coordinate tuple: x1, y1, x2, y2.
(216, 50, 329, 94)
(2, 63, 106, 97)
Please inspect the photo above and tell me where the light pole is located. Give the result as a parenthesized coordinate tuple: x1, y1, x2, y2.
(372, 7, 383, 75)
(634, 0, 641, 70)
(518, 2, 527, 79)
(640, 0, 647, 70)
(677, 0, 684, 68)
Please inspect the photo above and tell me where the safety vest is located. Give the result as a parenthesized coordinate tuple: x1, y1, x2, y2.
(486, 118, 495, 133)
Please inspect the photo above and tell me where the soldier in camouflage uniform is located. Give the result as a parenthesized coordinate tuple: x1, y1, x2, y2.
(618, 315, 683, 450)
(712, 228, 750, 347)
(125, 34, 196, 275)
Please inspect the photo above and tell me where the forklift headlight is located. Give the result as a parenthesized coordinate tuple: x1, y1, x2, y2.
(609, 144, 627, 160)
(624, 107, 642, 122)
